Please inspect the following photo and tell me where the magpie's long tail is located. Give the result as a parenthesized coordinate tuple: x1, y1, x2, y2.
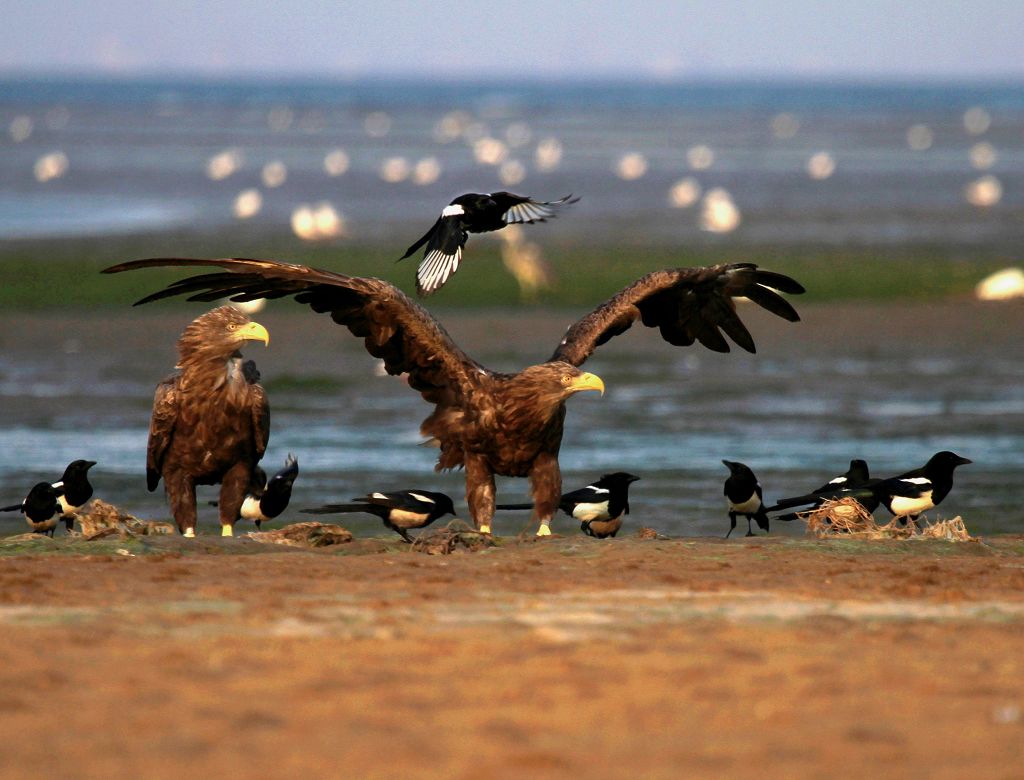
(301, 504, 368, 515)
(764, 493, 823, 513)
(0, 504, 22, 512)
(767, 485, 891, 515)
(495, 503, 534, 511)
(755, 509, 770, 531)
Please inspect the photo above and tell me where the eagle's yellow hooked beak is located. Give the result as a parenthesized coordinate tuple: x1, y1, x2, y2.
(237, 321, 270, 346)
(569, 372, 605, 396)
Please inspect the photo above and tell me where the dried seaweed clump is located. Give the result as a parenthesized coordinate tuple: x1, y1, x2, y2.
(246, 521, 353, 548)
(636, 526, 668, 540)
(412, 521, 497, 555)
(919, 516, 972, 542)
(76, 499, 175, 539)
(800, 498, 973, 541)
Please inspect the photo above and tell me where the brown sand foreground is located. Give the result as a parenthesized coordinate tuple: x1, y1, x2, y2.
(1, 533, 1023, 779)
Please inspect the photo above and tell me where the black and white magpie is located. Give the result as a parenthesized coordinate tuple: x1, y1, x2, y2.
(301, 490, 456, 542)
(722, 460, 770, 538)
(1, 482, 63, 536)
(51, 459, 97, 531)
(239, 454, 299, 530)
(766, 459, 873, 521)
(496, 472, 641, 538)
(241, 359, 261, 385)
(399, 191, 579, 296)
(767, 451, 971, 526)
(877, 451, 972, 524)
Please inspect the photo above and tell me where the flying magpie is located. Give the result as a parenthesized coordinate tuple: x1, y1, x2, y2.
(239, 454, 299, 530)
(51, 459, 97, 532)
(301, 490, 456, 542)
(722, 460, 770, 538)
(496, 472, 641, 538)
(399, 191, 579, 296)
(766, 459, 872, 521)
(1, 482, 63, 536)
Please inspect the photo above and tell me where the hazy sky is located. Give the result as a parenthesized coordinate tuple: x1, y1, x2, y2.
(4, 1, 1023, 80)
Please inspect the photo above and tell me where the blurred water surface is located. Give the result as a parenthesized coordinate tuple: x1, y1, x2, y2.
(1, 77, 1022, 246)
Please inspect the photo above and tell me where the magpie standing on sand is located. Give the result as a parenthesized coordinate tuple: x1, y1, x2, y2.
(1, 482, 63, 536)
(399, 191, 579, 296)
(239, 454, 299, 530)
(301, 490, 456, 542)
(51, 459, 97, 532)
(767, 459, 873, 521)
(722, 460, 770, 538)
(496, 472, 640, 538)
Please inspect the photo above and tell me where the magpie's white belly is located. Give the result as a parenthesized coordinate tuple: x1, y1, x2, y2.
(729, 493, 761, 514)
(390, 509, 429, 526)
(572, 501, 610, 522)
(240, 495, 265, 521)
(890, 491, 934, 516)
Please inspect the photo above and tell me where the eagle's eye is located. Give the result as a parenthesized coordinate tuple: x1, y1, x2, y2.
(227, 323, 238, 331)
(560, 374, 573, 387)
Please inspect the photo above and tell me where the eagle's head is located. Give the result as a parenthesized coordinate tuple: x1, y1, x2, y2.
(511, 362, 605, 414)
(176, 305, 270, 371)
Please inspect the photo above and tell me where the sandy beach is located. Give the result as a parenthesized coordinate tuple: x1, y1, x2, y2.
(1, 531, 1022, 778)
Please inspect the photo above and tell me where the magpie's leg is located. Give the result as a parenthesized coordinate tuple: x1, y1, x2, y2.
(745, 516, 755, 537)
(726, 512, 737, 539)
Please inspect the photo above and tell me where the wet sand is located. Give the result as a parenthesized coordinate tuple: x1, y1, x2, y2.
(1, 533, 1022, 778)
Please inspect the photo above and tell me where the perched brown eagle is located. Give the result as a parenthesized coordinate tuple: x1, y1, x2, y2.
(147, 305, 271, 537)
(104, 258, 803, 535)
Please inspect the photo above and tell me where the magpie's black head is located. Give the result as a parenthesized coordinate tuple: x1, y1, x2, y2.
(62, 460, 97, 482)
(433, 492, 457, 517)
(242, 359, 261, 384)
(596, 472, 641, 488)
(454, 193, 495, 212)
(267, 454, 299, 491)
(925, 451, 973, 474)
(847, 459, 870, 482)
(722, 460, 754, 478)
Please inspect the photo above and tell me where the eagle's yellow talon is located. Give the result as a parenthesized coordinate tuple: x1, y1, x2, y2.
(221, 525, 234, 537)
(478, 524, 491, 534)
(536, 524, 552, 537)
(183, 528, 196, 538)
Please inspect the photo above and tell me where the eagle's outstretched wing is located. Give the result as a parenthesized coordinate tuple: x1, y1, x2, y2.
(147, 377, 178, 491)
(549, 263, 804, 366)
(102, 258, 485, 409)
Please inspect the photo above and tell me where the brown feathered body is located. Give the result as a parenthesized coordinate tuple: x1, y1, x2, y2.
(104, 257, 803, 534)
(147, 306, 270, 535)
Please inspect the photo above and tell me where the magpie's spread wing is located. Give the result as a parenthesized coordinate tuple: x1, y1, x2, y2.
(103, 258, 485, 411)
(399, 217, 442, 261)
(550, 263, 805, 366)
(416, 217, 468, 296)
(490, 192, 578, 225)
